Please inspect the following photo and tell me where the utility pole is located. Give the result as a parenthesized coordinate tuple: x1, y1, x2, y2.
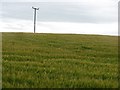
(32, 7, 39, 33)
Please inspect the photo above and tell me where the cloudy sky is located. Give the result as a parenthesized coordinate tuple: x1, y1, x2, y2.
(0, 0, 119, 35)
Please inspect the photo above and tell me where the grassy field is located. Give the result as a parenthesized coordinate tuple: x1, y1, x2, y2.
(2, 33, 118, 88)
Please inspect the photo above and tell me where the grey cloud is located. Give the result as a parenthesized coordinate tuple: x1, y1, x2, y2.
(1, 2, 118, 23)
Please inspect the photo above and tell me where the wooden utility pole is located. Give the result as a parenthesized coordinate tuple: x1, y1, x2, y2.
(32, 7, 39, 33)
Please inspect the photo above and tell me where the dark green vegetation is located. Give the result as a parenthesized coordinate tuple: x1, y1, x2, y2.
(2, 33, 118, 88)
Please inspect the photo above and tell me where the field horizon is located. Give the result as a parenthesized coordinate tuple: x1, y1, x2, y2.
(1, 32, 118, 36)
(2, 32, 118, 88)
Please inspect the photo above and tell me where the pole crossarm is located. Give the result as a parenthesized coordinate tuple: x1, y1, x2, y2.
(32, 7, 39, 10)
(32, 7, 39, 33)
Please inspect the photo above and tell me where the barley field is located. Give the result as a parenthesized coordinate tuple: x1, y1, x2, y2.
(2, 33, 118, 88)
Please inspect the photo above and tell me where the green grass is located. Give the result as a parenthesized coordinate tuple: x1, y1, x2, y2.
(2, 33, 118, 88)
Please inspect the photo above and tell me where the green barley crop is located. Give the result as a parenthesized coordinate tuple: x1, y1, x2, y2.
(2, 33, 118, 88)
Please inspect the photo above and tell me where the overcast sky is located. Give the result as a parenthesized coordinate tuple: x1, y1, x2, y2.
(0, 0, 119, 35)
